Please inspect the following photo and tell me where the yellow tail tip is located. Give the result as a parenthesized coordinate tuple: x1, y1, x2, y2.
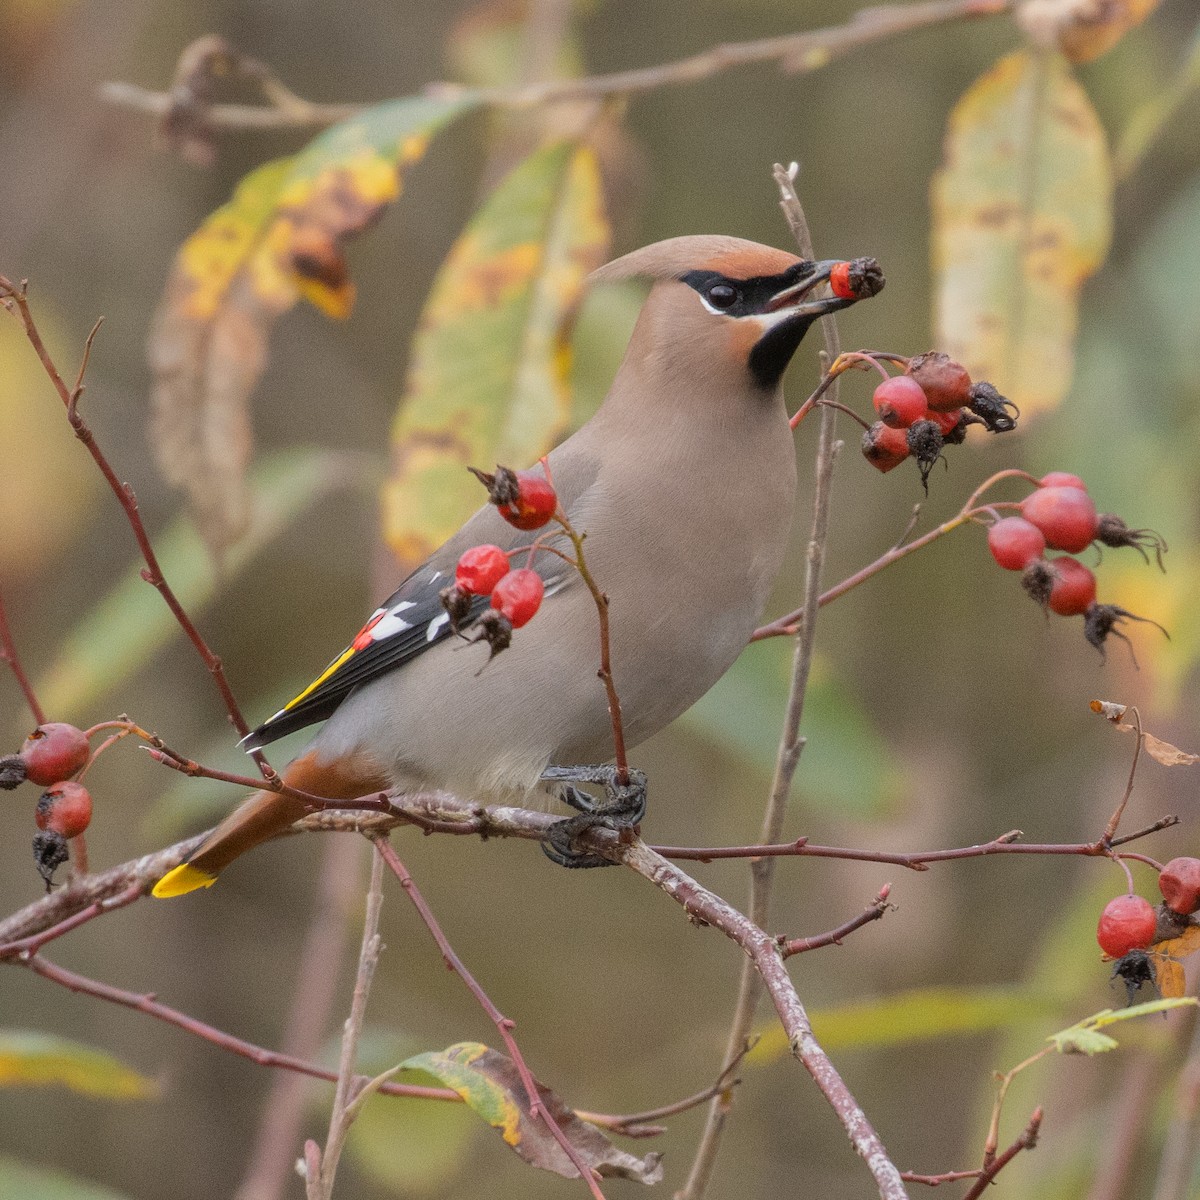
(152, 863, 218, 898)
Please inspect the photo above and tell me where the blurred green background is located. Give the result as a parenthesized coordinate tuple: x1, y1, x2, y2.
(2, 1, 1199, 1197)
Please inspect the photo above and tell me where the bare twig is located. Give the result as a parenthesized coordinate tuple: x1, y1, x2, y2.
(780, 884, 893, 957)
(235, 836, 366, 1200)
(18, 951, 456, 1103)
(0, 584, 46, 724)
(680, 163, 844, 1200)
(963, 1108, 1042, 1200)
(372, 836, 606, 1198)
(621, 837, 907, 1199)
(101, 2, 1008, 133)
(0, 277, 268, 762)
(311, 848, 386, 1199)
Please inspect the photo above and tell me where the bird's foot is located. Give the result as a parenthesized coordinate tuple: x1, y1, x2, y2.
(540, 765, 647, 868)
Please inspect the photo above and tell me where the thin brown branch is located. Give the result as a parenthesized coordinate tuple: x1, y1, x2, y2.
(235, 836, 365, 1200)
(18, 952, 458, 1104)
(372, 837, 607, 1199)
(780, 885, 892, 957)
(681, 164, 844, 1200)
(0, 276, 267, 758)
(962, 1108, 1042, 1200)
(101, 1, 1008, 132)
(0, 583, 46, 724)
(621, 837, 907, 1199)
(312, 848, 385, 1199)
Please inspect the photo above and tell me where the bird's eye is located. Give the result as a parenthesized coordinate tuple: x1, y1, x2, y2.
(706, 283, 739, 309)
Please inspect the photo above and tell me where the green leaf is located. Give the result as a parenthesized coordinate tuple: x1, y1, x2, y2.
(1047, 997, 1197, 1053)
(382, 139, 611, 570)
(0, 1157, 133, 1200)
(750, 986, 1055, 1062)
(149, 94, 475, 555)
(1050, 1027, 1119, 1055)
(680, 645, 905, 817)
(0, 1031, 157, 1099)
(31, 449, 363, 727)
(932, 49, 1113, 416)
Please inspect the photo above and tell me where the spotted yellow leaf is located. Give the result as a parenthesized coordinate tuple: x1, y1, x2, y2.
(932, 49, 1112, 416)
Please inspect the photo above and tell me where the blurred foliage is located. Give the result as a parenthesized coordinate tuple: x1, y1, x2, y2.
(0, 1156, 133, 1200)
(0, 1031, 157, 1099)
(2, 0, 1199, 1197)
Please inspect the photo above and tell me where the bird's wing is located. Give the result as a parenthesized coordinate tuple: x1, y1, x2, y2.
(241, 515, 576, 750)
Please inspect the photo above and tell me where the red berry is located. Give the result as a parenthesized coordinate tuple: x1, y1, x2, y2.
(20, 723, 90, 786)
(829, 262, 855, 300)
(861, 422, 910, 473)
(1040, 471, 1087, 492)
(906, 351, 972, 413)
(35, 781, 93, 839)
(499, 473, 558, 531)
(1096, 894, 1157, 958)
(1159, 857, 1200, 915)
(1020, 486, 1099, 553)
(988, 517, 1046, 571)
(455, 544, 511, 595)
(490, 569, 544, 628)
(926, 408, 964, 435)
(1046, 557, 1097, 616)
(872, 376, 928, 428)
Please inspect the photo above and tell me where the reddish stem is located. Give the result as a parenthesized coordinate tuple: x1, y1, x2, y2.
(372, 837, 606, 1198)
(0, 276, 267, 765)
(0, 583, 46, 725)
(18, 952, 459, 1103)
(962, 1108, 1042, 1200)
(780, 884, 892, 957)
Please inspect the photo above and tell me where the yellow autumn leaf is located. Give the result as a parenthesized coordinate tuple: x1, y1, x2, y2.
(383, 139, 610, 570)
(932, 49, 1113, 416)
(148, 95, 476, 557)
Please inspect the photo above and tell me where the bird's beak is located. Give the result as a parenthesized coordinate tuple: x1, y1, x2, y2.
(764, 260, 848, 318)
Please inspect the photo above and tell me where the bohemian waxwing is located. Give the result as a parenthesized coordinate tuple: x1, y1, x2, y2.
(153, 234, 879, 896)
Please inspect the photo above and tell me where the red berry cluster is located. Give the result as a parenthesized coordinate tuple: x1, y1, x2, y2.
(0, 722, 94, 889)
(861, 352, 1018, 490)
(1096, 859, 1200, 976)
(442, 466, 558, 658)
(985, 474, 1167, 656)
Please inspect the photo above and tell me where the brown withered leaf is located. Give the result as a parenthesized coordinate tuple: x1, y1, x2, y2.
(400, 1042, 663, 1184)
(1018, 0, 1163, 64)
(1089, 700, 1199, 766)
(149, 95, 475, 559)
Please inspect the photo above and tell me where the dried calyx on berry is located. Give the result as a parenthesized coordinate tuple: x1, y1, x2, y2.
(470, 609, 513, 665)
(469, 464, 557, 531)
(1083, 603, 1169, 661)
(831, 257, 885, 300)
(967, 381, 1019, 433)
(438, 583, 474, 633)
(33, 829, 69, 891)
(1021, 559, 1056, 610)
(905, 420, 944, 492)
(1095, 513, 1168, 570)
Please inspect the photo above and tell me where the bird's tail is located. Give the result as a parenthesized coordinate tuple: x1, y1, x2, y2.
(152, 750, 388, 898)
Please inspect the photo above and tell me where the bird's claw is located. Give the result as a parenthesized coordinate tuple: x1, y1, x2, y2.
(539, 764, 647, 868)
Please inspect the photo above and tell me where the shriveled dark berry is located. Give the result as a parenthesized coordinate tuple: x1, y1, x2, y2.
(33, 830, 69, 891)
(1111, 949, 1156, 1005)
(905, 419, 945, 493)
(906, 351, 972, 412)
(0, 754, 27, 790)
(1095, 513, 1167, 571)
(967, 381, 1019, 432)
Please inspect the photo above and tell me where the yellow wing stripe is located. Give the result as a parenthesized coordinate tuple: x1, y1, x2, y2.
(280, 645, 358, 713)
